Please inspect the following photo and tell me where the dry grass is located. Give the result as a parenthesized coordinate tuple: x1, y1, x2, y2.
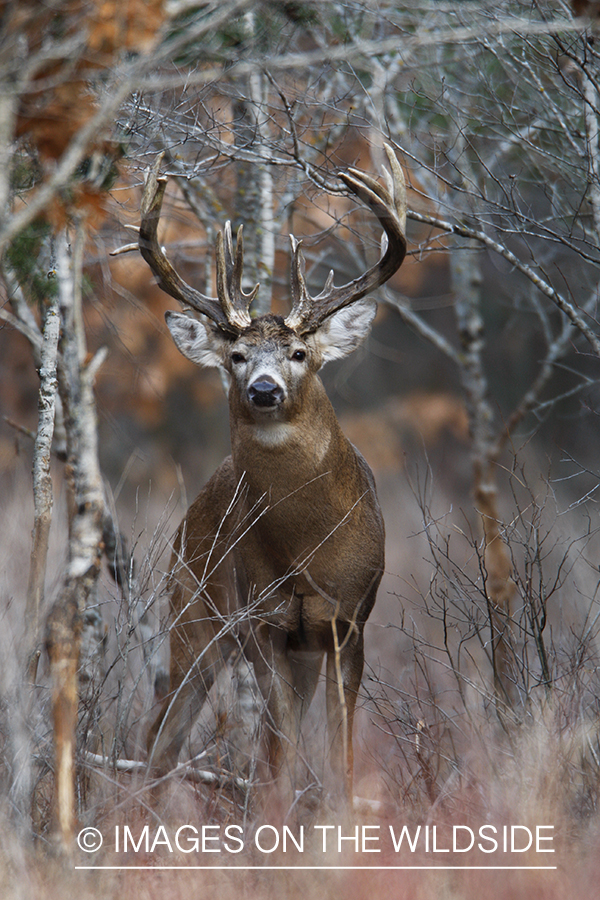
(1, 449, 600, 898)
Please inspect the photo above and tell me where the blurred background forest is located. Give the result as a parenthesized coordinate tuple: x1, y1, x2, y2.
(2, 1, 600, 897)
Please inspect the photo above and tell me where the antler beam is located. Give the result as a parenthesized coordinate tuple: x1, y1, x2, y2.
(284, 144, 407, 334)
(139, 147, 406, 337)
(138, 154, 254, 335)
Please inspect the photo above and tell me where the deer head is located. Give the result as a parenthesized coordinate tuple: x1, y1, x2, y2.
(138, 147, 407, 421)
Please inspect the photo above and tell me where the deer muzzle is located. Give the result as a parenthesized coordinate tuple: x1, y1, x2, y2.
(247, 378, 285, 408)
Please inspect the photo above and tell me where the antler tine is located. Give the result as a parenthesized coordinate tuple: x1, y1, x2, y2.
(138, 155, 253, 336)
(215, 222, 257, 330)
(284, 144, 407, 334)
(288, 235, 312, 321)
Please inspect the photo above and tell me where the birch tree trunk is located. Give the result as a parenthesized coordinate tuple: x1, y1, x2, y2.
(451, 242, 517, 713)
(26, 294, 60, 677)
(232, 20, 274, 316)
(44, 224, 106, 853)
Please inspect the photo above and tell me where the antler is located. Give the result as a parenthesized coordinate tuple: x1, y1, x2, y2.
(139, 148, 405, 336)
(284, 144, 407, 334)
(138, 154, 257, 336)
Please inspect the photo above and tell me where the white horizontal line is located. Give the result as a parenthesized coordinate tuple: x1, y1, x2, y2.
(75, 865, 558, 871)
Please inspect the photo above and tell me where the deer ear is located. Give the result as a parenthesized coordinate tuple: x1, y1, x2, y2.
(165, 310, 228, 368)
(314, 300, 377, 366)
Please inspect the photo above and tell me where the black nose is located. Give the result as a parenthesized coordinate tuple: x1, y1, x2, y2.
(248, 379, 284, 407)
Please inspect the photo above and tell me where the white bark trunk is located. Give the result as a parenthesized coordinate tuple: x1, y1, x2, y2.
(233, 68, 275, 314)
(26, 294, 60, 668)
(451, 241, 516, 710)
(45, 225, 107, 853)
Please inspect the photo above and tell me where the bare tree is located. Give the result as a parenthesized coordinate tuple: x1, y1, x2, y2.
(113, 0, 599, 715)
(2, 0, 600, 866)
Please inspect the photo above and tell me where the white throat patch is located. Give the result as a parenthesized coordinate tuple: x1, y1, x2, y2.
(250, 422, 331, 465)
(251, 422, 295, 447)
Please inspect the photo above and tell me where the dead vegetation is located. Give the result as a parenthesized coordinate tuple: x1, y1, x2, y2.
(1, 435, 600, 897)
(2, 3, 600, 896)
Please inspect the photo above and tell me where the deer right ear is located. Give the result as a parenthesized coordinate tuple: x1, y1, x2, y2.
(165, 310, 227, 368)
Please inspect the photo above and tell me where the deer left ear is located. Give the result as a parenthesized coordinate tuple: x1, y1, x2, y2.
(314, 300, 377, 365)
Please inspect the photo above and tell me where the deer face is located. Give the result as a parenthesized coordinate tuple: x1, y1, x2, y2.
(165, 301, 376, 422)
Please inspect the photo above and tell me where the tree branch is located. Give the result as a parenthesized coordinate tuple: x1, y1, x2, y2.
(406, 208, 600, 356)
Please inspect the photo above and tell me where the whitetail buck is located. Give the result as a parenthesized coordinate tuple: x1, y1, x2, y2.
(140, 146, 407, 802)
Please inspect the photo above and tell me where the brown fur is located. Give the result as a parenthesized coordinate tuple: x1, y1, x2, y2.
(146, 314, 385, 802)
(142, 150, 407, 804)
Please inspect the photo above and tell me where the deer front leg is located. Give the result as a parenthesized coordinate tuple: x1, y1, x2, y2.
(247, 624, 307, 797)
(146, 618, 229, 773)
(326, 623, 364, 803)
(147, 667, 212, 773)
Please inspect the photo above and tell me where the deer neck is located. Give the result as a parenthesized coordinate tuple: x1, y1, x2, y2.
(229, 377, 350, 498)
(228, 378, 374, 573)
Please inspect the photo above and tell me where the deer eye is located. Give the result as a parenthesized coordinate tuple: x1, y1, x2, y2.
(231, 352, 246, 364)
(291, 349, 306, 362)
